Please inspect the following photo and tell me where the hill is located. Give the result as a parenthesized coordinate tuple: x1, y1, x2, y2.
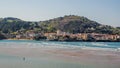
(0, 17, 38, 33)
(0, 15, 120, 35)
(39, 15, 120, 34)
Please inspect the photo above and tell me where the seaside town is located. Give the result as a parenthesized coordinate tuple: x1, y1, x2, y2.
(0, 16, 120, 42)
(4, 30, 120, 42)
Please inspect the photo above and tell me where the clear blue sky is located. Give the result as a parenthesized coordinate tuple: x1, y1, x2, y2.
(0, 0, 120, 27)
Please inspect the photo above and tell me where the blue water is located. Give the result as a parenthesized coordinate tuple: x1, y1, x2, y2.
(0, 40, 120, 49)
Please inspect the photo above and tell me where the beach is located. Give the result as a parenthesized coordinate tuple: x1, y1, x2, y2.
(0, 40, 120, 68)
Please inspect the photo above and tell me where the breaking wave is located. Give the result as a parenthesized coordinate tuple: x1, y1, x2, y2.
(0, 40, 120, 51)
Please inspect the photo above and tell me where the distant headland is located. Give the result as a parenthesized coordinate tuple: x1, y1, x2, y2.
(0, 15, 120, 42)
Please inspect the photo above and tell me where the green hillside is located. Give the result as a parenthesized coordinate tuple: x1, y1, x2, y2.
(0, 15, 120, 35)
(40, 15, 120, 34)
(0, 17, 38, 33)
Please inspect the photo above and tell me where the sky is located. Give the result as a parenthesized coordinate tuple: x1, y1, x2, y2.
(0, 0, 120, 27)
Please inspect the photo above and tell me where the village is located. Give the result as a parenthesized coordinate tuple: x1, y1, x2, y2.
(5, 30, 120, 42)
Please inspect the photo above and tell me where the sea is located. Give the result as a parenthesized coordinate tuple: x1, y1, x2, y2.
(0, 40, 120, 68)
(0, 40, 120, 50)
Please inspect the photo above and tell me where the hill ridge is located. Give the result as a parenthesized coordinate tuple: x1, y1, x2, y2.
(0, 15, 119, 35)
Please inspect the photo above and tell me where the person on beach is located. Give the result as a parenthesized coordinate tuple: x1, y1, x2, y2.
(23, 57, 25, 61)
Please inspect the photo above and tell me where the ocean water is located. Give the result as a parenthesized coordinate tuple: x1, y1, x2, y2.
(0, 40, 120, 68)
(0, 40, 120, 50)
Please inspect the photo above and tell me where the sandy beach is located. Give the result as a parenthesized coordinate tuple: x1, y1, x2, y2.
(0, 45, 120, 68)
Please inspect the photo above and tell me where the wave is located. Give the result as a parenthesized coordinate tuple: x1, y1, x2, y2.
(0, 40, 120, 52)
(91, 42, 108, 46)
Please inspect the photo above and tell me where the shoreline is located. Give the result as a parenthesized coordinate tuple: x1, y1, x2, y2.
(1, 39, 120, 42)
(6, 38, 32, 40)
(0, 41, 120, 68)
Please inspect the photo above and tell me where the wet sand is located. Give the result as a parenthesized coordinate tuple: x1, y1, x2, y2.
(0, 46, 120, 68)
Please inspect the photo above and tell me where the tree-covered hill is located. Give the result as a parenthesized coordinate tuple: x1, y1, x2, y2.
(0, 15, 120, 35)
(40, 15, 120, 34)
(0, 17, 38, 33)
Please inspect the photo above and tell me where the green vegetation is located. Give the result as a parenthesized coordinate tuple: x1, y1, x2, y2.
(0, 15, 120, 35)
(40, 15, 120, 35)
(0, 32, 6, 39)
(0, 17, 39, 33)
